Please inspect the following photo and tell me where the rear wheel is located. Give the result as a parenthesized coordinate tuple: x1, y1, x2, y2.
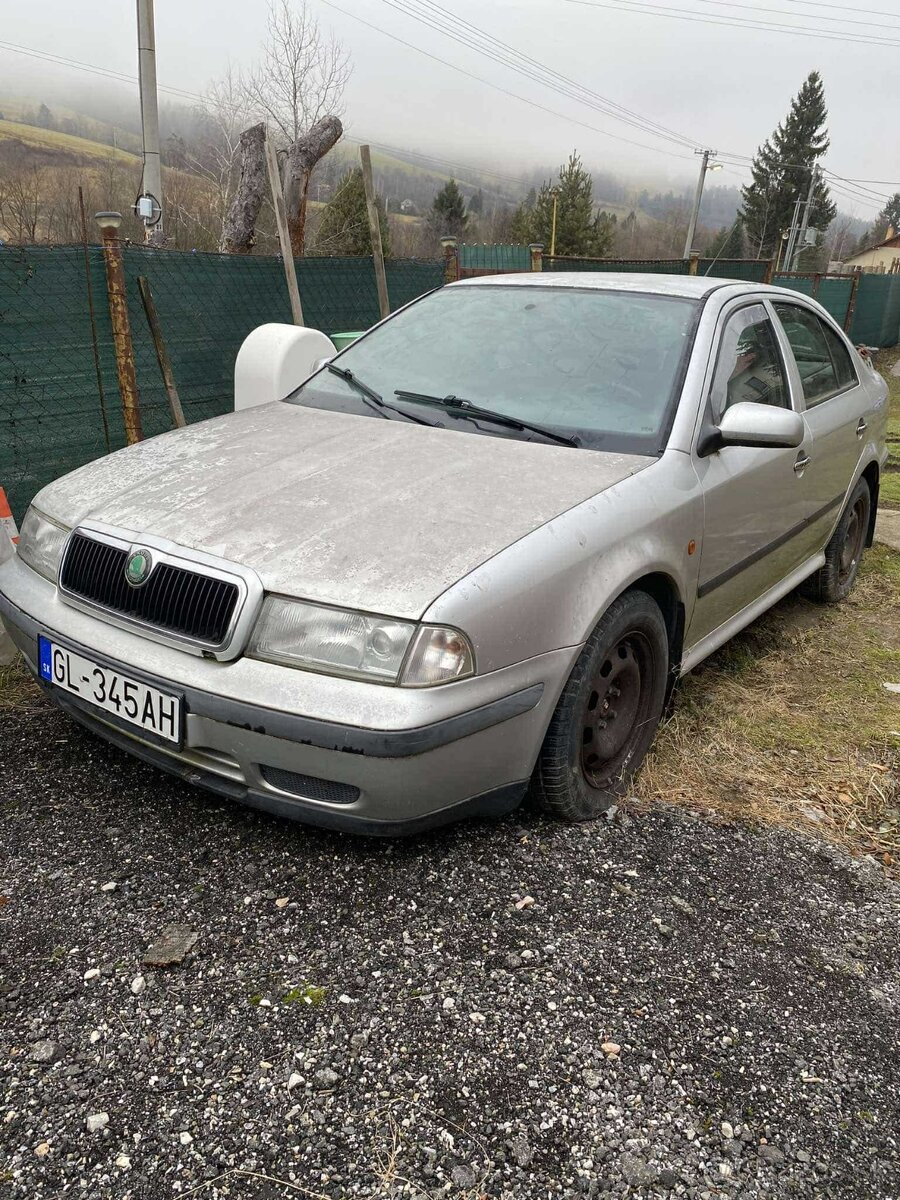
(533, 590, 669, 822)
(801, 479, 871, 604)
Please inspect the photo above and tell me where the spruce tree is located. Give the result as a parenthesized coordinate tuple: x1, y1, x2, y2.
(314, 168, 391, 257)
(520, 152, 616, 257)
(870, 193, 900, 244)
(430, 179, 468, 240)
(704, 219, 745, 260)
(740, 71, 836, 260)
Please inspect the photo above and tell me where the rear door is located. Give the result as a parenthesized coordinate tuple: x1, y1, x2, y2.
(687, 301, 815, 646)
(768, 300, 870, 548)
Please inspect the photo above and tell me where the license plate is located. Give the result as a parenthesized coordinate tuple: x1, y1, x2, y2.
(39, 637, 182, 745)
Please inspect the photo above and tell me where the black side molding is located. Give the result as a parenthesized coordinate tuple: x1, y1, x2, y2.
(697, 493, 843, 599)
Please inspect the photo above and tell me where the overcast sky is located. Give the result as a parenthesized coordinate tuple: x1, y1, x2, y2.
(2, 0, 897, 216)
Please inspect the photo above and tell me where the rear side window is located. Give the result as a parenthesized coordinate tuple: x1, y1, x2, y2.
(773, 303, 856, 404)
(710, 304, 789, 420)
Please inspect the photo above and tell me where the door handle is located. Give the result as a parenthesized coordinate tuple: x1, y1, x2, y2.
(793, 453, 811, 474)
(856, 418, 867, 438)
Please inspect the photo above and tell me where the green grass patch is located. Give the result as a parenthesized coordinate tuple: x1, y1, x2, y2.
(281, 983, 327, 1007)
(876, 347, 900, 510)
(637, 545, 900, 860)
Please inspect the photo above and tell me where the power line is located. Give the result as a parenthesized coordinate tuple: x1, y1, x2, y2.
(0, 39, 205, 104)
(784, 0, 900, 17)
(564, 0, 900, 47)
(318, 0, 699, 160)
(374, 0, 699, 148)
(691, 0, 900, 31)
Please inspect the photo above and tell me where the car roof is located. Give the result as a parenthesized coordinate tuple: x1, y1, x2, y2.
(451, 271, 761, 301)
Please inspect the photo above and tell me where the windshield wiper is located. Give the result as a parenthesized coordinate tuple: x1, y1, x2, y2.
(393, 390, 579, 447)
(326, 365, 439, 428)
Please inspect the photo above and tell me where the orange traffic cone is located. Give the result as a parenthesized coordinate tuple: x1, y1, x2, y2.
(0, 488, 19, 545)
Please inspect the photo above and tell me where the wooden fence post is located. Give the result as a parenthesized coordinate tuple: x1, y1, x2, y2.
(359, 145, 390, 320)
(263, 131, 304, 326)
(764, 257, 777, 285)
(95, 211, 143, 445)
(138, 276, 186, 429)
(844, 268, 862, 333)
(688, 253, 700, 276)
(529, 243, 544, 272)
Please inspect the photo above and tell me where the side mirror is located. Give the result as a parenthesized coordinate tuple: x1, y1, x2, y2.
(708, 402, 804, 452)
(234, 324, 337, 411)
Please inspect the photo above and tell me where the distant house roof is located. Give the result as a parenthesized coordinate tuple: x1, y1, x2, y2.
(844, 231, 900, 263)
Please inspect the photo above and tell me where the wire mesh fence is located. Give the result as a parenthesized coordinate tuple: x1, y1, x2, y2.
(0, 245, 444, 519)
(3, 244, 899, 522)
(544, 256, 692, 275)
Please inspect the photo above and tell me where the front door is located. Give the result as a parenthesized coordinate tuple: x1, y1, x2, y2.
(687, 302, 814, 647)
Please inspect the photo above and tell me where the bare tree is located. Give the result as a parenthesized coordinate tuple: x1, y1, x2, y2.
(0, 167, 46, 243)
(241, 0, 350, 253)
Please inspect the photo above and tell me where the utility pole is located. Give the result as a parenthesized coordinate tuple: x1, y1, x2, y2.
(136, 0, 163, 244)
(790, 163, 819, 272)
(783, 197, 803, 273)
(683, 149, 719, 261)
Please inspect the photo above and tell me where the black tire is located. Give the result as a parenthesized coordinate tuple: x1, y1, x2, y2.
(533, 590, 669, 822)
(800, 478, 871, 604)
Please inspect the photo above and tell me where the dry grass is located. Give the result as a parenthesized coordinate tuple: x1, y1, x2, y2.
(636, 545, 900, 864)
(0, 656, 41, 713)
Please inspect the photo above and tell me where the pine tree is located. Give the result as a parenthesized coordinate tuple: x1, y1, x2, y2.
(869, 193, 900, 244)
(430, 179, 468, 240)
(740, 71, 836, 260)
(524, 152, 616, 257)
(314, 168, 391, 257)
(703, 219, 745, 260)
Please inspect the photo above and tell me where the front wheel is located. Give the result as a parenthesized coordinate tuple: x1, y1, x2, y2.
(533, 590, 669, 822)
(801, 478, 871, 604)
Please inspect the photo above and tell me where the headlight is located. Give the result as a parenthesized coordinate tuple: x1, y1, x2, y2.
(16, 508, 70, 582)
(249, 596, 474, 686)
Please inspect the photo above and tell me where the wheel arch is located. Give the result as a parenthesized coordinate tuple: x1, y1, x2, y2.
(860, 460, 880, 547)
(613, 571, 684, 709)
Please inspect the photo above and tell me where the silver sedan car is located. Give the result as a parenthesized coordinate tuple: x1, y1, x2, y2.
(0, 274, 888, 834)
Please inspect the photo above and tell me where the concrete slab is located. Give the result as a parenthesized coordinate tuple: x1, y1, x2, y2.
(875, 508, 900, 552)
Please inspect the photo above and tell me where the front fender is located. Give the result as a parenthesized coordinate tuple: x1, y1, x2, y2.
(423, 453, 704, 676)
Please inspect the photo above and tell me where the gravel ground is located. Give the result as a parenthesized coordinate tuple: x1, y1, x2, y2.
(1, 700, 899, 1200)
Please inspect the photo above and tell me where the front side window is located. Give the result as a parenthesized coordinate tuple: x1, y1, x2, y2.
(710, 305, 789, 420)
(285, 285, 700, 455)
(773, 303, 856, 404)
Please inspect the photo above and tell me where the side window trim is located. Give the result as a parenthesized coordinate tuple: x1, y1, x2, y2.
(769, 298, 859, 408)
(706, 301, 792, 421)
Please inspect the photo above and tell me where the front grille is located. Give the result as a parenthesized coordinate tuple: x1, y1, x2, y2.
(260, 766, 360, 805)
(60, 532, 240, 645)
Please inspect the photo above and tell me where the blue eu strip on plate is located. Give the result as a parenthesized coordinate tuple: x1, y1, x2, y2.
(39, 635, 52, 682)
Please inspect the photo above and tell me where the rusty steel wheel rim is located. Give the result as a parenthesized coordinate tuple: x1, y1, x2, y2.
(581, 632, 651, 789)
(838, 495, 867, 584)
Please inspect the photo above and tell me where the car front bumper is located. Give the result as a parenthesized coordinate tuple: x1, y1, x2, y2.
(0, 558, 577, 835)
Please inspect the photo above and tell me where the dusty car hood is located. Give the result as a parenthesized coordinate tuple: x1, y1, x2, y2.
(38, 404, 651, 619)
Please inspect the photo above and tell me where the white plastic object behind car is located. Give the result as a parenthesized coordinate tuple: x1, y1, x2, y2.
(234, 323, 336, 411)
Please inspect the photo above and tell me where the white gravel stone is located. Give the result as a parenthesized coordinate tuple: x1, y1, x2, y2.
(86, 1113, 109, 1133)
(130, 975, 146, 995)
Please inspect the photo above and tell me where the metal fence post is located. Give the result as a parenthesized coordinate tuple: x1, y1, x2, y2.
(529, 243, 544, 272)
(440, 236, 460, 283)
(95, 212, 143, 444)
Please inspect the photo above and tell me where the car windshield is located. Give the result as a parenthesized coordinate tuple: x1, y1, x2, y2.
(285, 284, 700, 454)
